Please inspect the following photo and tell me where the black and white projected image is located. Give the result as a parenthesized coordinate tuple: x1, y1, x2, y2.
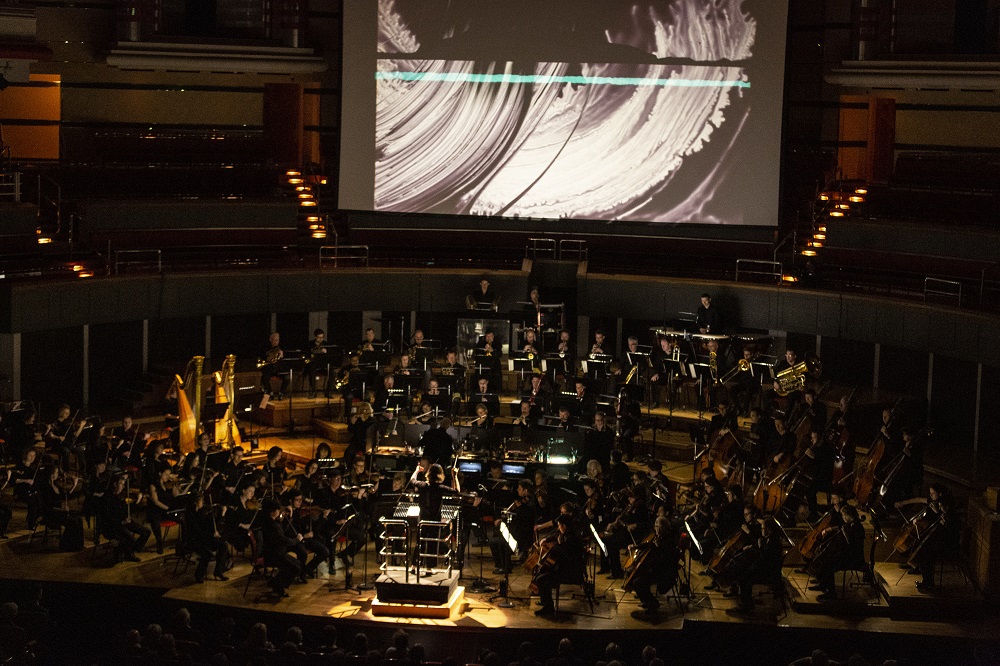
(372, 0, 774, 225)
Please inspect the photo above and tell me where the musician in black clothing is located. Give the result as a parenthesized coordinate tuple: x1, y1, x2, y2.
(305, 328, 331, 399)
(896, 484, 955, 591)
(812, 504, 866, 601)
(730, 346, 760, 416)
(606, 485, 653, 578)
(344, 403, 374, 465)
(475, 330, 503, 388)
(471, 377, 501, 417)
(533, 514, 588, 616)
(259, 498, 303, 597)
(767, 418, 797, 466)
(466, 277, 499, 311)
(631, 516, 681, 616)
(522, 374, 550, 417)
(100, 474, 151, 563)
(282, 493, 331, 580)
(184, 493, 228, 582)
(374, 373, 406, 416)
(260, 332, 288, 399)
(12, 449, 43, 529)
(732, 518, 785, 612)
(490, 480, 537, 573)
(801, 388, 827, 434)
(770, 349, 801, 413)
(696, 293, 721, 334)
(578, 412, 613, 474)
(219, 446, 249, 499)
(553, 407, 578, 433)
(606, 450, 631, 494)
(263, 446, 287, 495)
(512, 400, 538, 428)
(616, 391, 642, 461)
(420, 418, 455, 466)
(439, 349, 467, 399)
(708, 401, 738, 440)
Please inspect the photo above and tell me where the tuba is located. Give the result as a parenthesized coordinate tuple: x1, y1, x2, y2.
(775, 355, 822, 396)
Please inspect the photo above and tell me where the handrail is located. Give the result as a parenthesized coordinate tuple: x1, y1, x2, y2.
(319, 245, 369, 268)
(558, 239, 588, 262)
(115, 249, 162, 275)
(525, 237, 557, 260)
(773, 230, 795, 266)
(736, 258, 783, 283)
(924, 277, 961, 305)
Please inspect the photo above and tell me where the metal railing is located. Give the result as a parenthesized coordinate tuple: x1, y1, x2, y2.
(0, 171, 20, 202)
(736, 259, 783, 283)
(38, 173, 62, 233)
(559, 239, 588, 262)
(924, 277, 961, 306)
(525, 237, 557, 260)
(319, 245, 369, 268)
(114, 249, 162, 275)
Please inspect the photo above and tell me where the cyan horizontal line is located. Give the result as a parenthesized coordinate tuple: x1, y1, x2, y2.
(375, 71, 751, 88)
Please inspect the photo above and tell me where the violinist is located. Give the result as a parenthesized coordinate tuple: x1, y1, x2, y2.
(179, 450, 220, 495)
(606, 449, 631, 494)
(685, 476, 727, 562)
(223, 483, 257, 553)
(317, 469, 365, 569)
(582, 478, 605, 532)
(12, 448, 44, 530)
(262, 446, 287, 497)
(141, 440, 170, 491)
(347, 454, 370, 489)
(219, 446, 249, 498)
(533, 513, 587, 617)
(82, 458, 112, 528)
(112, 415, 140, 447)
(630, 516, 681, 617)
(259, 332, 288, 400)
(895, 483, 955, 591)
(100, 474, 150, 562)
(605, 484, 653, 579)
(731, 518, 785, 614)
(282, 493, 331, 581)
(294, 460, 324, 503)
(147, 466, 183, 554)
(44, 404, 84, 462)
(259, 498, 303, 597)
(184, 493, 229, 582)
(810, 504, 866, 601)
(489, 480, 537, 574)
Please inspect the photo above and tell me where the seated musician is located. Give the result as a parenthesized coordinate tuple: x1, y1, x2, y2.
(359, 327, 378, 353)
(375, 373, 408, 419)
(630, 515, 681, 617)
(533, 513, 587, 617)
(553, 407, 578, 433)
(223, 483, 257, 554)
(649, 336, 681, 409)
(731, 346, 759, 416)
(512, 400, 538, 428)
(475, 330, 503, 389)
(12, 448, 44, 530)
(489, 480, 537, 574)
(810, 504, 866, 601)
(555, 329, 574, 364)
(178, 450, 220, 496)
(37, 464, 80, 534)
(895, 483, 956, 591)
(522, 374, 550, 416)
(439, 349, 467, 398)
(615, 336, 646, 383)
(767, 418, 797, 467)
(263, 446, 288, 496)
(705, 504, 762, 592)
(769, 349, 801, 413)
(281, 492, 331, 581)
(259, 498, 303, 597)
(423, 379, 452, 416)
(796, 491, 845, 574)
(605, 484, 653, 579)
(708, 401, 738, 441)
(731, 517, 785, 613)
(184, 493, 229, 582)
(468, 405, 497, 454)
(100, 474, 151, 562)
(44, 404, 84, 461)
(591, 330, 608, 356)
(317, 469, 366, 570)
(686, 475, 727, 563)
(294, 460, 323, 504)
(259, 332, 288, 400)
(219, 446, 248, 499)
(146, 465, 183, 554)
(802, 388, 827, 433)
(471, 377, 500, 417)
(570, 379, 596, 420)
(606, 449, 631, 494)
(306, 328, 330, 399)
(616, 391, 642, 461)
(578, 412, 613, 474)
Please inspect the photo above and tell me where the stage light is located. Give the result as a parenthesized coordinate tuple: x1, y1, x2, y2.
(836, 203, 849, 210)
(295, 186, 309, 192)
(78, 270, 94, 278)
(818, 225, 827, 232)
(818, 194, 829, 201)
(306, 216, 321, 222)
(781, 275, 798, 283)
(855, 187, 868, 194)
(801, 249, 817, 257)
(37, 237, 53, 244)
(849, 196, 864, 203)
(813, 233, 826, 240)
(288, 178, 304, 184)
(286, 170, 301, 176)
(72, 264, 84, 272)
(829, 211, 844, 217)
(300, 200, 317, 207)
(298, 193, 314, 199)
(309, 224, 322, 230)
(312, 231, 327, 239)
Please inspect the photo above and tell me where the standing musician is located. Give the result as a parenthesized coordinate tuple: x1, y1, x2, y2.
(489, 480, 537, 574)
(767, 418, 797, 468)
(184, 493, 229, 582)
(801, 388, 827, 435)
(649, 336, 682, 409)
(579, 412, 614, 474)
(259, 498, 303, 597)
(100, 474, 151, 563)
(420, 417, 455, 466)
(259, 332, 288, 400)
(305, 328, 331, 399)
(532, 513, 587, 616)
(628, 515, 681, 617)
(12, 448, 44, 530)
(317, 469, 366, 570)
(810, 504, 866, 601)
(466, 277, 499, 311)
(696, 293, 721, 334)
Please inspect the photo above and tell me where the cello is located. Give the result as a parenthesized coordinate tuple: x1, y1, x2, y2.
(853, 398, 902, 507)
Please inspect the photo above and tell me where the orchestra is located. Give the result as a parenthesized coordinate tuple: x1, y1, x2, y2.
(0, 293, 963, 620)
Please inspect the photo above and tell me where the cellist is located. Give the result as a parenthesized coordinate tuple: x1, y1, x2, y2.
(628, 516, 681, 617)
(532, 514, 587, 617)
(895, 483, 955, 592)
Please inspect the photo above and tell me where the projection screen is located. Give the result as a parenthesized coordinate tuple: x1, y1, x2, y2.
(340, 1, 789, 227)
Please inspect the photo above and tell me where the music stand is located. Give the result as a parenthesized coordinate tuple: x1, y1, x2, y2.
(490, 521, 520, 608)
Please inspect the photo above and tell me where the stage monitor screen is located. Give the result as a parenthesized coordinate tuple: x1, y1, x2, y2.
(340, 1, 789, 227)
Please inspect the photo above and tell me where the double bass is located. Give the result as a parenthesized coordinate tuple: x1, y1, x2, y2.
(853, 399, 902, 508)
(707, 524, 756, 588)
